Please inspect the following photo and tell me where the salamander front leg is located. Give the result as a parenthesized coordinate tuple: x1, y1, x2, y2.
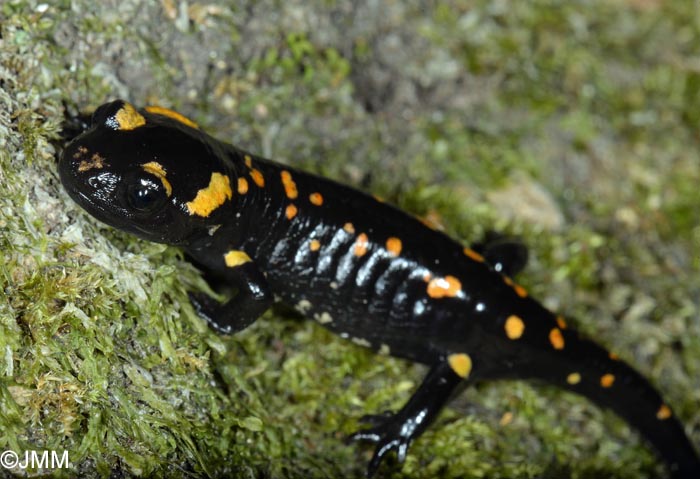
(189, 259, 272, 334)
(350, 358, 467, 477)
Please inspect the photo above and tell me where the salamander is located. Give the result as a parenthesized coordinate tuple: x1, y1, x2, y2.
(58, 100, 700, 478)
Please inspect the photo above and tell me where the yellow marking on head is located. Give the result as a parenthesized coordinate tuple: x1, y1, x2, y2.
(144, 105, 198, 129)
(114, 103, 146, 130)
(549, 328, 565, 350)
(354, 233, 369, 257)
(463, 248, 485, 263)
(237, 177, 249, 194)
(656, 404, 672, 420)
(309, 192, 324, 206)
(141, 161, 172, 197)
(285, 204, 298, 220)
(566, 372, 581, 385)
(600, 374, 615, 388)
(224, 250, 251, 268)
(309, 239, 321, 252)
(185, 172, 232, 217)
(250, 169, 265, 187)
(504, 315, 525, 340)
(386, 237, 402, 256)
(78, 153, 107, 172)
(280, 170, 298, 199)
(343, 222, 355, 234)
(244, 155, 253, 168)
(426, 275, 462, 299)
(447, 353, 472, 378)
(609, 352, 619, 361)
(556, 316, 567, 329)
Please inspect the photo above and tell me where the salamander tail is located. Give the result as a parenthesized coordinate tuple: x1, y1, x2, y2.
(551, 334, 699, 478)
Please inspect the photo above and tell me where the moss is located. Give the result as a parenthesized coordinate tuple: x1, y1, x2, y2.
(1, 0, 698, 478)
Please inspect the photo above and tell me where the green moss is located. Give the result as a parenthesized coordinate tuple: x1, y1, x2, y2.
(0, 0, 698, 478)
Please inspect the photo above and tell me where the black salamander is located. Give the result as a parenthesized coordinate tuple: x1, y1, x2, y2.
(58, 100, 700, 478)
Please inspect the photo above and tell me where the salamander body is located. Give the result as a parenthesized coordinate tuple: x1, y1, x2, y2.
(58, 100, 699, 478)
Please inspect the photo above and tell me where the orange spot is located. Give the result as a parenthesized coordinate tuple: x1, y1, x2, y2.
(609, 352, 619, 361)
(343, 222, 355, 234)
(354, 233, 369, 257)
(237, 177, 249, 194)
(447, 353, 472, 378)
(244, 155, 253, 168)
(280, 170, 298, 199)
(423, 272, 432, 282)
(549, 328, 565, 350)
(114, 103, 146, 130)
(504, 315, 525, 340)
(309, 239, 321, 251)
(600, 374, 615, 388)
(556, 316, 567, 329)
(503, 276, 514, 286)
(566, 372, 581, 385)
(309, 192, 324, 206)
(386, 237, 402, 256)
(285, 204, 298, 220)
(426, 275, 462, 299)
(656, 404, 672, 420)
(250, 169, 265, 187)
(463, 248, 485, 262)
(513, 284, 528, 298)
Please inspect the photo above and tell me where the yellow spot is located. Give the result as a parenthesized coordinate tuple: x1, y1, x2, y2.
(504, 315, 525, 340)
(250, 169, 265, 187)
(309, 192, 324, 206)
(144, 105, 198, 129)
(656, 404, 672, 420)
(280, 170, 298, 199)
(447, 353, 472, 378)
(224, 250, 251, 268)
(386, 237, 402, 256)
(244, 155, 253, 168)
(566, 372, 581, 385)
(549, 328, 565, 350)
(237, 177, 249, 194)
(463, 248, 485, 262)
(185, 172, 232, 217)
(499, 412, 514, 426)
(609, 352, 619, 361)
(309, 239, 321, 251)
(78, 153, 107, 172)
(600, 374, 615, 388)
(285, 204, 298, 220)
(141, 161, 172, 197)
(556, 316, 567, 329)
(343, 222, 355, 234)
(354, 233, 369, 257)
(114, 103, 146, 130)
(426, 275, 462, 299)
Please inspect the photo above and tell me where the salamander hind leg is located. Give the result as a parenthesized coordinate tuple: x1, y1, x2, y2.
(350, 355, 472, 477)
(471, 231, 529, 277)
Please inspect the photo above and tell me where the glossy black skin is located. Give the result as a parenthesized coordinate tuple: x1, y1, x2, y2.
(59, 100, 699, 478)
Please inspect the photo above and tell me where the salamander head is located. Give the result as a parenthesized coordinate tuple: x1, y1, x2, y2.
(59, 100, 232, 245)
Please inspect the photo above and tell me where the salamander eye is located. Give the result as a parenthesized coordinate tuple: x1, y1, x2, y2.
(126, 178, 165, 212)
